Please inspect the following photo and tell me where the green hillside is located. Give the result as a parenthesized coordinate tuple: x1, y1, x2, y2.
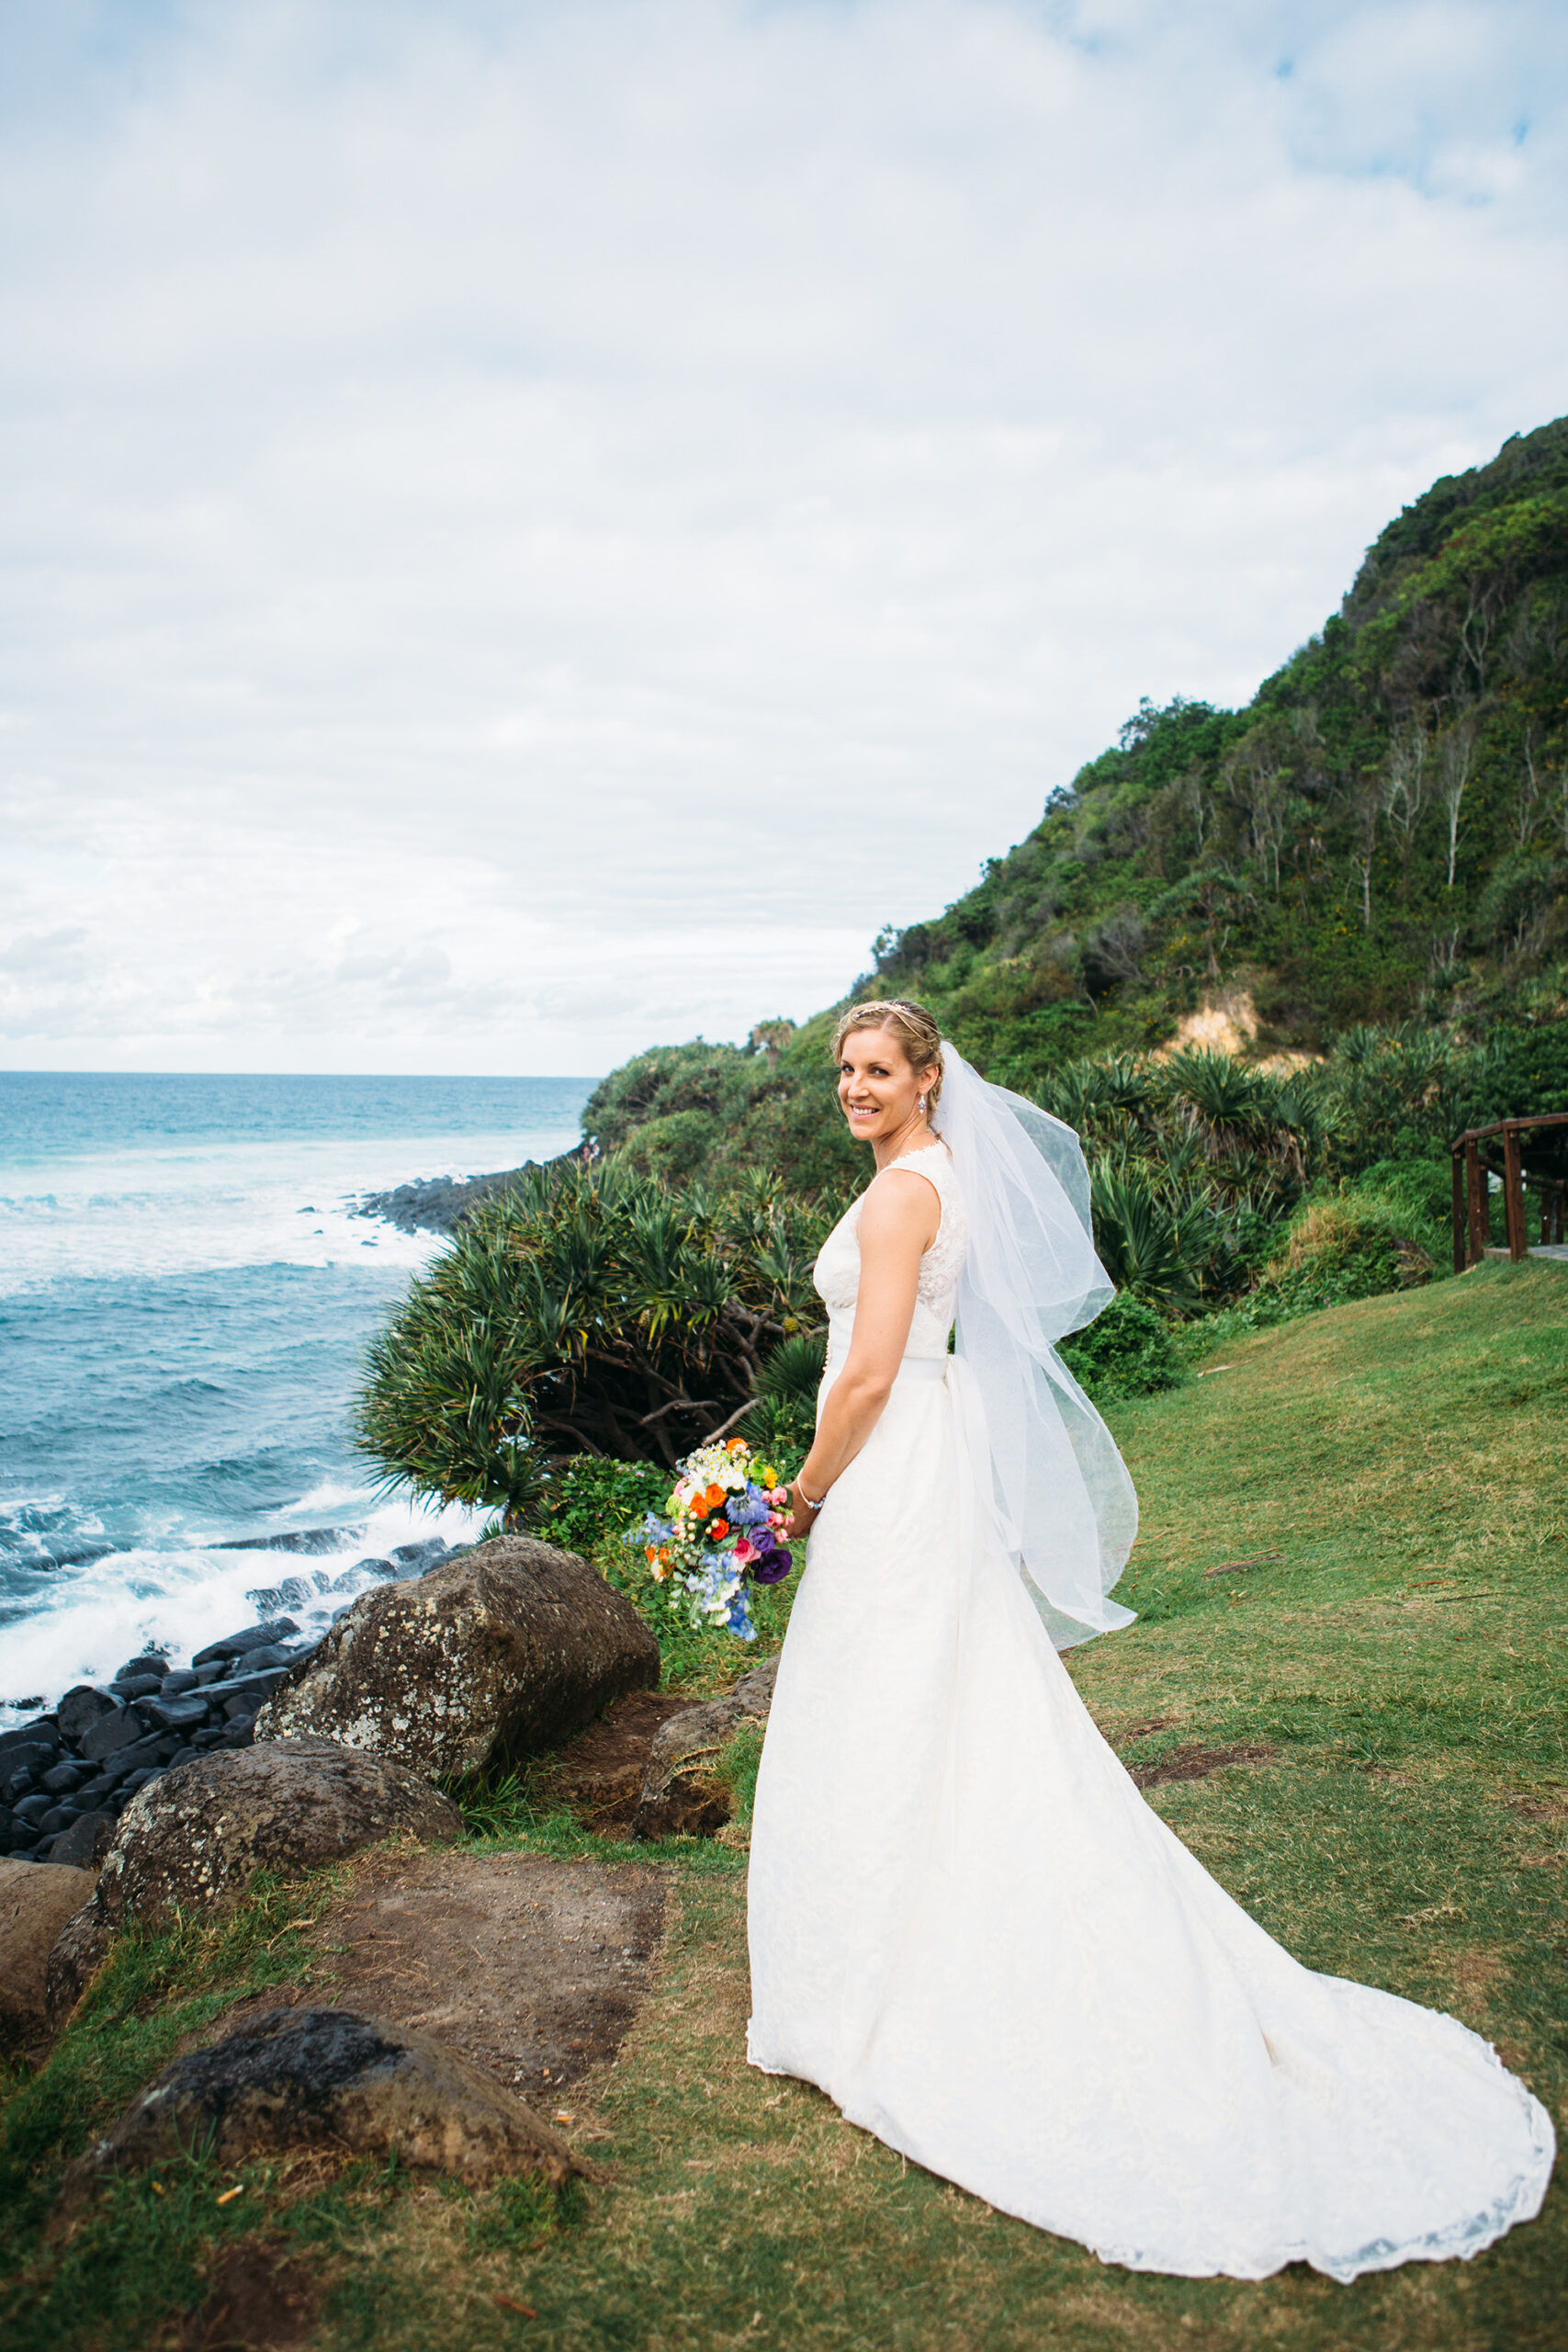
(355, 424, 1568, 1527)
(584, 419, 1568, 1197)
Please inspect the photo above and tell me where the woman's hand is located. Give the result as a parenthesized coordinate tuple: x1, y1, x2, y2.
(783, 1480, 819, 1543)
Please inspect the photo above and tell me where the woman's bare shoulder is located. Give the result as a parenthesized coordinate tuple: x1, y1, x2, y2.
(858, 1162, 942, 1248)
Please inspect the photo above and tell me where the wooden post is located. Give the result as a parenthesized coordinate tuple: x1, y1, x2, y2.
(1451, 1149, 1466, 1274)
(1503, 1125, 1527, 1261)
(1465, 1136, 1487, 1265)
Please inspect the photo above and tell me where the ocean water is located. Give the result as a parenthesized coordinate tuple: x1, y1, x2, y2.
(0, 1073, 593, 1724)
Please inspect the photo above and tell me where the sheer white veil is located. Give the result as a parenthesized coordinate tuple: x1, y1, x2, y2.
(936, 1042, 1138, 1648)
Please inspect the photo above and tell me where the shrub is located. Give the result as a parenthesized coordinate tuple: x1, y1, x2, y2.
(1261, 1191, 1435, 1307)
(1059, 1291, 1183, 1404)
(526, 1455, 671, 1558)
(355, 1160, 829, 1511)
(1088, 1162, 1213, 1313)
(742, 1330, 826, 1461)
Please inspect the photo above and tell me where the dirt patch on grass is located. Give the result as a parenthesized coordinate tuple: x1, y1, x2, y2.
(1106, 1715, 1178, 1745)
(1129, 1741, 1279, 1790)
(1510, 1793, 1568, 1823)
(1444, 1946, 1507, 2028)
(532, 1690, 695, 1835)
(219, 1849, 667, 2108)
(178, 2240, 319, 2350)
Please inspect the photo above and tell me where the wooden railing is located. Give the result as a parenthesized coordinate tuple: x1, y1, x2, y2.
(1450, 1113, 1568, 1271)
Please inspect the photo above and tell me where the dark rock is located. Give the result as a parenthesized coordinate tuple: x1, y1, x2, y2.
(14, 1793, 52, 1826)
(389, 1539, 448, 1577)
(107, 1676, 163, 1702)
(227, 1644, 291, 1672)
(191, 1727, 226, 1752)
(216, 1528, 363, 1555)
(114, 1653, 169, 1683)
(158, 1668, 199, 1696)
(217, 1664, 288, 1697)
(220, 1720, 256, 1747)
(244, 1577, 318, 1614)
(335, 1558, 391, 1588)
(191, 1619, 300, 1669)
(633, 1655, 779, 1840)
(255, 1536, 660, 1780)
(140, 1695, 211, 1734)
(56, 1687, 118, 1745)
(58, 2007, 582, 2206)
(49, 1737, 462, 2024)
(99, 1731, 171, 1782)
(39, 1806, 75, 1835)
(79, 1707, 142, 1763)
(48, 1813, 117, 1871)
(0, 1732, 60, 1781)
(192, 1660, 227, 1686)
(1, 1857, 98, 2050)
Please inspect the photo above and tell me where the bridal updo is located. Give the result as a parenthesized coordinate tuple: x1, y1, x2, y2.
(830, 998, 945, 1114)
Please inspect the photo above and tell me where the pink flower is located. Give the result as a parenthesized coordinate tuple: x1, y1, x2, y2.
(733, 1536, 758, 1566)
(769, 1487, 788, 1507)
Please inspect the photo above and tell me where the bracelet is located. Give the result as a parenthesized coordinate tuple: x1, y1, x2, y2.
(795, 1476, 826, 1513)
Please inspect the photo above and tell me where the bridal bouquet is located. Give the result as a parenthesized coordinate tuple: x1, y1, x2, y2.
(629, 1436, 795, 1643)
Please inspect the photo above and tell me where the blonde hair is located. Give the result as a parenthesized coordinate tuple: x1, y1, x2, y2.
(830, 998, 944, 1114)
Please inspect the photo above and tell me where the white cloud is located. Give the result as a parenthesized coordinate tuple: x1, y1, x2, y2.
(1, 0, 1565, 1071)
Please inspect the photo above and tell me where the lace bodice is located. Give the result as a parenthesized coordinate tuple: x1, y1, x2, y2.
(813, 1141, 969, 1364)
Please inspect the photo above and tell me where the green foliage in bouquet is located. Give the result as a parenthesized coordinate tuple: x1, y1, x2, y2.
(355, 1160, 831, 1514)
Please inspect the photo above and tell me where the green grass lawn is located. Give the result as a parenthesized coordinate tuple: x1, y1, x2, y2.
(5, 1261, 1565, 2351)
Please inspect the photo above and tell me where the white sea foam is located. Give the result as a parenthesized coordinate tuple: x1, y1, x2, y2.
(0, 1122, 578, 1296)
(0, 1492, 488, 1725)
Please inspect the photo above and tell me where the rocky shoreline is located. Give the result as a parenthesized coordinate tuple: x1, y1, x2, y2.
(354, 1143, 593, 1236)
(0, 1533, 454, 1867)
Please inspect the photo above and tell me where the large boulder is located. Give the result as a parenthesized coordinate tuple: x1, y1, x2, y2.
(0, 1859, 97, 2051)
(254, 1536, 660, 1780)
(47, 1738, 460, 2024)
(633, 1656, 778, 1840)
(58, 2006, 584, 2213)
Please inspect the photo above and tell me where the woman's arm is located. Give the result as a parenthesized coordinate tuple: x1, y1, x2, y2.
(784, 1170, 940, 1539)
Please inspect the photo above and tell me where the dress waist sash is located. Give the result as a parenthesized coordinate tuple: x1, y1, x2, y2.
(824, 1351, 950, 1384)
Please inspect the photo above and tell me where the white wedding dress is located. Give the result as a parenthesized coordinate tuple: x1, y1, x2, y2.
(747, 1141, 1554, 2282)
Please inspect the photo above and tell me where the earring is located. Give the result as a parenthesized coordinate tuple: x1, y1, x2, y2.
(918, 1095, 927, 1114)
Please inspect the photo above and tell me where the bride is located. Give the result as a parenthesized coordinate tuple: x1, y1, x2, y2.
(746, 998, 1554, 2282)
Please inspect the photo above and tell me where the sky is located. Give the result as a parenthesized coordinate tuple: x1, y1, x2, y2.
(2, 0, 1566, 1077)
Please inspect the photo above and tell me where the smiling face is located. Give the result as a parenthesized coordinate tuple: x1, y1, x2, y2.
(837, 1024, 929, 1150)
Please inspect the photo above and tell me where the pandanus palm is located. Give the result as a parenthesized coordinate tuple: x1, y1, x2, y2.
(355, 1158, 832, 1513)
(1088, 1160, 1211, 1313)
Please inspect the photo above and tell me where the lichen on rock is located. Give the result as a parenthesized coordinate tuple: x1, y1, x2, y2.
(633, 1655, 778, 1839)
(254, 1536, 660, 1779)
